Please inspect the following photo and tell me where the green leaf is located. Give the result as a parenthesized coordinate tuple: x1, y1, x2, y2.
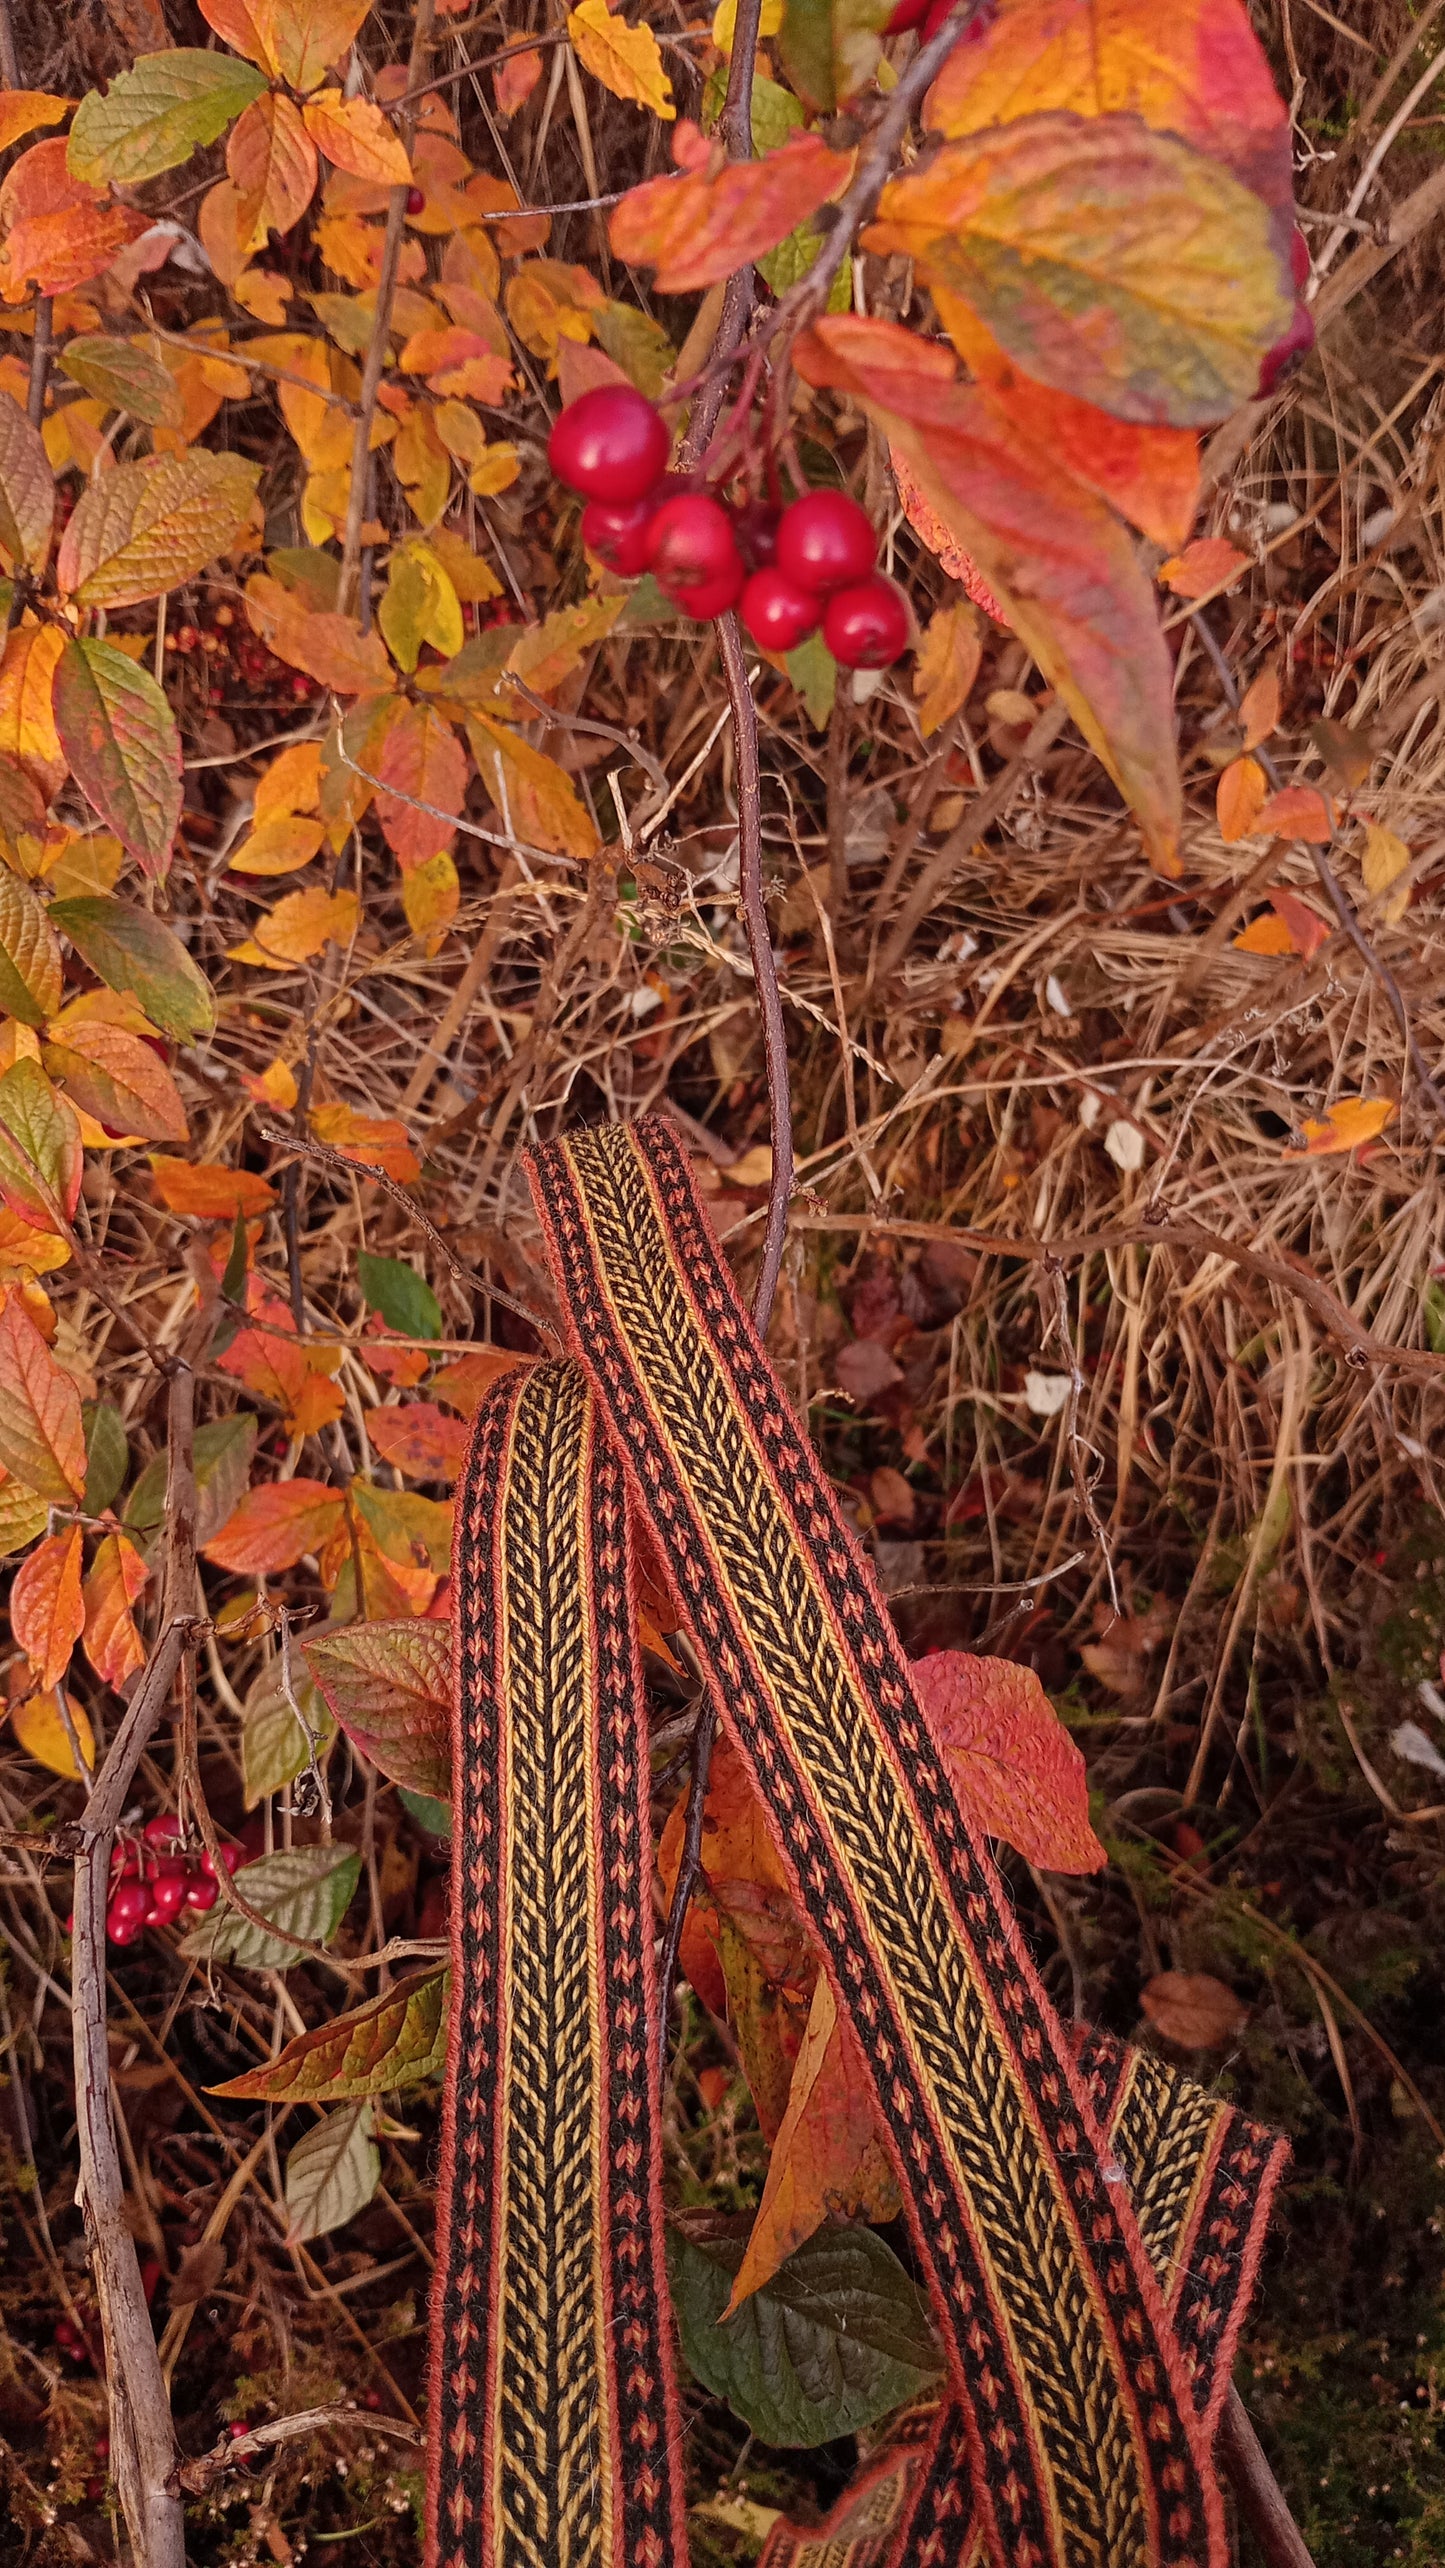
(49, 894, 215, 1041)
(304, 1619, 451, 1799)
(399, 1787, 452, 1838)
(51, 640, 183, 880)
(592, 302, 674, 399)
(267, 546, 341, 612)
(0, 1056, 80, 1226)
(209, 1968, 449, 2102)
(1425, 1280, 1445, 1356)
(124, 1412, 257, 1548)
(785, 631, 837, 731)
(667, 2215, 943, 2448)
(777, 0, 890, 115)
(57, 335, 185, 429)
(181, 1843, 362, 1972)
(0, 390, 54, 574)
(282, 2101, 380, 2244)
(749, 74, 808, 154)
(757, 220, 851, 302)
(0, 866, 62, 1026)
(356, 1251, 442, 1341)
(241, 1663, 335, 1810)
(81, 1401, 129, 1515)
(67, 50, 267, 187)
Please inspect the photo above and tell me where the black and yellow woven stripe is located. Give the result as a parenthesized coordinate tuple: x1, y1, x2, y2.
(426, 1114, 1284, 2568)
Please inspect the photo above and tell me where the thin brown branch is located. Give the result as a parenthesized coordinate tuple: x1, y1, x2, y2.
(172, 2403, 425, 2497)
(718, 614, 791, 1331)
(1219, 2393, 1318, 2568)
(70, 1357, 200, 2568)
(338, 0, 437, 615)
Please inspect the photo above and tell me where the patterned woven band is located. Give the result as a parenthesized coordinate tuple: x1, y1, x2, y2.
(426, 1117, 1286, 2568)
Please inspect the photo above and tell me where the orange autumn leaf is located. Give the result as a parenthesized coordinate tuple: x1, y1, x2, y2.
(309, 1102, 420, 1184)
(610, 132, 853, 294)
(245, 574, 393, 696)
(429, 1350, 530, 1416)
(366, 1402, 471, 1481)
(0, 92, 72, 155)
(1233, 912, 1295, 958)
(228, 816, 328, 877)
(231, 885, 360, 969)
(0, 139, 148, 302)
(203, 1477, 348, 1575)
(1245, 887, 1329, 959)
(373, 698, 467, 868)
(301, 91, 411, 188)
(81, 1530, 150, 1690)
(1159, 538, 1252, 598)
(1256, 784, 1332, 844)
(1240, 667, 1281, 750)
(11, 1521, 85, 1689)
(254, 739, 323, 824)
(150, 1158, 277, 1219)
(1216, 753, 1266, 843)
(1284, 1096, 1396, 1159)
(0, 1287, 85, 1500)
(912, 1649, 1106, 1873)
(0, 623, 66, 802)
(495, 47, 543, 116)
(725, 1974, 900, 2312)
(228, 92, 318, 251)
(1140, 1970, 1247, 2049)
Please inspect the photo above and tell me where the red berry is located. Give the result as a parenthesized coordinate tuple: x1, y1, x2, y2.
(740, 568, 819, 653)
(108, 1879, 149, 1932)
(822, 574, 911, 669)
(732, 498, 780, 571)
(582, 493, 657, 577)
(662, 559, 744, 619)
(645, 492, 739, 592)
(148, 1873, 189, 1924)
(885, 0, 930, 26)
(1258, 301, 1315, 396)
(143, 1815, 182, 1851)
(405, 187, 425, 216)
(183, 1873, 218, 1911)
(776, 490, 876, 597)
(200, 1844, 241, 1879)
(548, 386, 669, 503)
(106, 1909, 143, 1948)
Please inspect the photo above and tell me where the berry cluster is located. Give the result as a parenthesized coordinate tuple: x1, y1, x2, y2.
(90, 1817, 242, 1946)
(548, 386, 912, 671)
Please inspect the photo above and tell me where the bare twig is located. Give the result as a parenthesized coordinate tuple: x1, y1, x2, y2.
(172, 2402, 425, 2496)
(338, 0, 437, 614)
(1219, 2394, 1318, 2568)
(70, 1358, 200, 2568)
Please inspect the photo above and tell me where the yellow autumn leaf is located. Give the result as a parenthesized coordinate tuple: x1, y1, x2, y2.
(241, 1056, 300, 1108)
(713, 0, 781, 51)
(403, 850, 460, 948)
(229, 816, 328, 876)
(913, 600, 981, 738)
(469, 715, 599, 861)
(1284, 1096, 1396, 1159)
(568, 0, 674, 119)
(1361, 820, 1411, 925)
(11, 1687, 94, 1780)
(301, 90, 412, 188)
(229, 886, 360, 968)
(255, 740, 323, 824)
(468, 443, 521, 496)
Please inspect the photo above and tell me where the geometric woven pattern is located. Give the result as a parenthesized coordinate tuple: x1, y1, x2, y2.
(426, 1115, 1286, 2568)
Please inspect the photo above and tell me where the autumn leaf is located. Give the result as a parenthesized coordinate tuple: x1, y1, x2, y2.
(229, 815, 328, 877)
(495, 48, 543, 117)
(245, 574, 393, 696)
(795, 316, 1181, 874)
(81, 1530, 149, 1689)
(912, 600, 981, 738)
(42, 1022, 189, 1145)
(51, 639, 183, 879)
(373, 698, 467, 867)
(10, 1521, 85, 1688)
(149, 1157, 277, 1218)
(0, 138, 148, 301)
(10, 1684, 93, 1778)
(379, 541, 464, 675)
(1240, 666, 1281, 749)
(69, 50, 266, 192)
(252, 0, 373, 95)
(429, 1350, 528, 1416)
(610, 132, 852, 293)
(1255, 784, 1332, 844)
(203, 1478, 348, 1575)
(502, 597, 624, 708)
(1159, 537, 1252, 597)
(302, 90, 411, 186)
(1360, 820, 1411, 925)
(230, 885, 360, 969)
(1140, 1969, 1246, 2049)
(304, 1618, 451, 1797)
(49, 895, 215, 1040)
(1233, 888, 1328, 961)
(57, 334, 185, 429)
(568, 0, 674, 117)
(866, 115, 1291, 428)
(0, 623, 66, 801)
(255, 740, 323, 823)
(0, 92, 72, 155)
(725, 1974, 899, 2312)
(912, 1649, 1106, 1872)
(309, 1101, 420, 1183)
(0, 865, 63, 1028)
(228, 92, 319, 249)
(366, 1403, 471, 1481)
(1283, 1096, 1396, 1160)
(468, 715, 599, 862)
(0, 1289, 85, 1500)
(209, 1967, 449, 2101)
(1216, 753, 1266, 844)
(0, 1057, 82, 1228)
(0, 392, 53, 577)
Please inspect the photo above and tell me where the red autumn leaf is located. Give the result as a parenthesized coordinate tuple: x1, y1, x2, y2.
(1256, 785, 1333, 844)
(81, 1530, 150, 1690)
(366, 1402, 471, 1481)
(303, 1617, 451, 1798)
(203, 1478, 348, 1575)
(724, 1973, 900, 2311)
(217, 1279, 345, 1439)
(373, 698, 467, 868)
(0, 1288, 86, 1501)
(609, 132, 853, 294)
(911, 1648, 1107, 1873)
(0, 138, 148, 301)
(1140, 1970, 1247, 2049)
(11, 1521, 85, 1688)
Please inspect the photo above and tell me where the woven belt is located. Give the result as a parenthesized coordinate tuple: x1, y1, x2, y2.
(425, 1117, 1285, 2568)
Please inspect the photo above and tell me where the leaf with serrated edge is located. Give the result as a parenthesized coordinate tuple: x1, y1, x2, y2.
(49, 896, 215, 1039)
(569, 0, 675, 116)
(0, 1057, 81, 1227)
(0, 867, 62, 1026)
(283, 2101, 379, 2242)
(42, 1024, 189, 1145)
(912, 1647, 1106, 1871)
(610, 133, 852, 293)
(202, 1477, 347, 1574)
(227, 92, 318, 250)
(239, 1663, 334, 1807)
(253, 0, 372, 95)
(0, 1293, 85, 1500)
(211, 1968, 448, 2100)
(57, 450, 259, 610)
(865, 113, 1291, 429)
(0, 391, 53, 573)
(304, 1618, 451, 1798)
(51, 643, 182, 879)
(58, 335, 185, 429)
(182, 1844, 362, 1971)
(301, 90, 411, 185)
(68, 51, 267, 186)
(795, 316, 1181, 873)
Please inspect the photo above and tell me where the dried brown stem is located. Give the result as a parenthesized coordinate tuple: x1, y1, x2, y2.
(1219, 2393, 1318, 2568)
(70, 1357, 199, 2568)
(172, 2403, 424, 2496)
